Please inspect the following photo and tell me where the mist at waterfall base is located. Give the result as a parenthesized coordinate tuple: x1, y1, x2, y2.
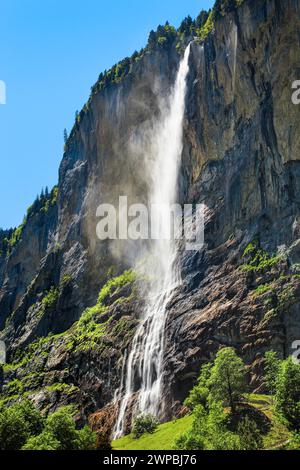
(113, 44, 191, 439)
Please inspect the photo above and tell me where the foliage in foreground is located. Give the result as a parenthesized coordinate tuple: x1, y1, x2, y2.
(175, 347, 262, 450)
(0, 401, 97, 451)
(175, 347, 300, 450)
(264, 352, 300, 432)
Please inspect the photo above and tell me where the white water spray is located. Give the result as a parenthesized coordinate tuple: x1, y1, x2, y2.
(113, 44, 191, 439)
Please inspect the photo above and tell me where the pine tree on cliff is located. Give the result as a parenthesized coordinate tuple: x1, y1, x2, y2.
(195, 10, 209, 30)
(179, 15, 194, 37)
(214, 0, 236, 18)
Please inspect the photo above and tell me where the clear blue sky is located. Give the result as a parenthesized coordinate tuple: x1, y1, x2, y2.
(0, 0, 214, 229)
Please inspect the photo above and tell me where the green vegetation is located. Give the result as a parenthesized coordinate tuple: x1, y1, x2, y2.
(45, 383, 79, 395)
(273, 356, 300, 430)
(264, 351, 280, 396)
(97, 269, 136, 305)
(175, 401, 241, 450)
(239, 240, 300, 331)
(180, 347, 300, 450)
(40, 186, 59, 213)
(0, 401, 44, 450)
(208, 347, 246, 413)
(1, 270, 137, 407)
(253, 283, 272, 297)
(113, 414, 193, 450)
(60, 273, 72, 289)
(22, 431, 61, 451)
(0, 228, 14, 257)
(114, 348, 300, 450)
(8, 220, 26, 249)
(0, 185, 59, 257)
(65, 269, 136, 351)
(113, 396, 294, 451)
(184, 363, 212, 411)
(174, 348, 250, 450)
(132, 414, 159, 439)
(264, 352, 300, 437)
(196, 10, 215, 41)
(241, 239, 282, 272)
(214, 0, 239, 18)
(5, 378, 25, 397)
(23, 406, 96, 451)
(237, 417, 263, 450)
(39, 286, 59, 314)
(0, 401, 97, 451)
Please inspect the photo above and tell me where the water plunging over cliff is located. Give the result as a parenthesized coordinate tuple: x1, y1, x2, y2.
(113, 44, 191, 438)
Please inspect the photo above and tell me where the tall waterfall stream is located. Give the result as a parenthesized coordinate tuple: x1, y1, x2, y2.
(113, 44, 191, 438)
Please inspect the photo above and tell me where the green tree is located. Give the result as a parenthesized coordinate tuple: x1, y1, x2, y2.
(22, 431, 60, 451)
(208, 347, 246, 413)
(148, 30, 157, 49)
(264, 350, 280, 395)
(0, 406, 29, 450)
(174, 402, 240, 450)
(44, 407, 80, 450)
(179, 16, 194, 37)
(0, 401, 44, 450)
(203, 401, 240, 450)
(195, 10, 209, 29)
(184, 362, 212, 411)
(174, 429, 205, 450)
(275, 357, 300, 430)
(16, 400, 44, 436)
(77, 425, 97, 450)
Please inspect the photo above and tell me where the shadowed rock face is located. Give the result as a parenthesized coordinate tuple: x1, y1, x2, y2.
(1, 0, 300, 426)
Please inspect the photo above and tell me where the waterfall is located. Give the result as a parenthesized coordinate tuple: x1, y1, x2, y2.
(113, 44, 191, 439)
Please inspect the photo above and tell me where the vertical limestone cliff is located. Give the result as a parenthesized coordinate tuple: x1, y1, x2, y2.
(1, 0, 300, 428)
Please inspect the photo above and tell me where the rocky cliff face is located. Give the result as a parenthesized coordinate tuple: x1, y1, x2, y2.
(1, 0, 300, 430)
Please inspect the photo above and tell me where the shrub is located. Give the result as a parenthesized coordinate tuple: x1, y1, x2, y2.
(174, 402, 240, 450)
(184, 362, 212, 411)
(44, 407, 81, 450)
(0, 401, 44, 450)
(264, 351, 280, 395)
(174, 430, 205, 450)
(241, 239, 282, 272)
(275, 357, 300, 430)
(77, 426, 97, 450)
(132, 414, 159, 439)
(237, 417, 263, 450)
(43, 407, 97, 450)
(22, 431, 60, 450)
(196, 9, 215, 40)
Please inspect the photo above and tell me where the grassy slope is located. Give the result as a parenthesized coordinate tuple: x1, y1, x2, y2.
(112, 394, 296, 450)
(112, 414, 193, 450)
